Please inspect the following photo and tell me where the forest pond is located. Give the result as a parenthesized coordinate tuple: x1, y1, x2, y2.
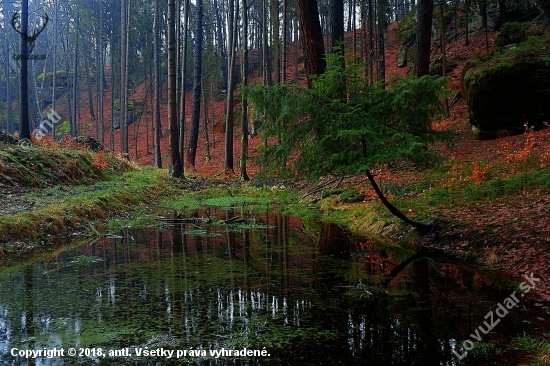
(0, 208, 548, 365)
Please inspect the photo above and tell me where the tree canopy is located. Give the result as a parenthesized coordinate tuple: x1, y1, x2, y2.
(244, 52, 450, 179)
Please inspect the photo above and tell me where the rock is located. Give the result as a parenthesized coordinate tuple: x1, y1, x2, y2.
(461, 58, 550, 139)
(76, 136, 103, 152)
(0, 132, 19, 145)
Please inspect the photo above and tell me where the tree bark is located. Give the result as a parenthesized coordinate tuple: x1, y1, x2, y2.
(240, 0, 250, 180)
(329, 0, 345, 52)
(168, 0, 184, 177)
(120, 0, 128, 152)
(187, 0, 204, 167)
(179, 0, 190, 164)
(71, 13, 80, 138)
(296, 0, 326, 85)
(98, 2, 104, 146)
(153, 0, 162, 168)
(377, 0, 386, 87)
(19, 0, 30, 139)
(225, 0, 240, 173)
(213, 0, 229, 88)
(414, 0, 433, 77)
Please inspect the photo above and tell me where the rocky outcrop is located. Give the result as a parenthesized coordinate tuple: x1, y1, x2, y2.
(460, 24, 550, 140)
(461, 58, 550, 139)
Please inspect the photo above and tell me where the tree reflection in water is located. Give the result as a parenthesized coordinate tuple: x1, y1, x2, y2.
(0, 208, 545, 365)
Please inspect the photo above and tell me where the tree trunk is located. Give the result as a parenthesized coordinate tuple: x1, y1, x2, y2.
(84, 54, 96, 121)
(296, 0, 326, 85)
(464, 0, 470, 46)
(240, 0, 250, 180)
(262, 0, 273, 86)
(271, 0, 281, 84)
(201, 79, 211, 162)
(414, 0, 433, 77)
(366, 170, 434, 232)
(368, 0, 374, 82)
(120, 0, 128, 152)
(329, 0, 345, 52)
(153, 0, 162, 168)
(168, 0, 184, 177)
(98, 3, 104, 146)
(225, 0, 240, 173)
(19, 0, 30, 139)
(5, 36, 13, 133)
(214, 0, 229, 89)
(179, 0, 190, 164)
(282, 0, 287, 83)
(377, 0, 385, 87)
(187, 0, 204, 167)
(71, 13, 80, 138)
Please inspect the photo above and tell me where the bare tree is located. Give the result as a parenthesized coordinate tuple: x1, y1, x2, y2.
(153, 0, 162, 168)
(240, 0, 250, 180)
(120, 0, 129, 152)
(168, 0, 184, 177)
(225, 0, 239, 173)
(415, 0, 433, 76)
(187, 0, 204, 167)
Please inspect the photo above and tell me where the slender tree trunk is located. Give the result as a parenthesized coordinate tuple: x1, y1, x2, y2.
(225, 0, 239, 173)
(352, 0, 357, 56)
(187, 0, 203, 167)
(377, 0, 385, 87)
(5, 16, 14, 133)
(282, 0, 287, 83)
(294, 17, 299, 80)
(201, 79, 211, 161)
(98, 3, 104, 146)
(240, 0, 250, 180)
(464, 0, 469, 46)
(179, 0, 190, 164)
(440, 2, 449, 115)
(262, 0, 273, 86)
(109, 24, 116, 150)
(214, 0, 229, 88)
(71, 13, 80, 137)
(168, 0, 184, 177)
(153, 0, 162, 168)
(368, 0, 374, 82)
(19, 0, 30, 139)
(361, 0, 368, 77)
(271, 0, 281, 84)
(120, 0, 128, 152)
(84, 55, 95, 121)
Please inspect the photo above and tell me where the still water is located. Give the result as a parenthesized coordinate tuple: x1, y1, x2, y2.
(0, 208, 547, 365)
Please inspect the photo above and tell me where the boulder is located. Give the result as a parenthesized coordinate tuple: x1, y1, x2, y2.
(461, 58, 550, 139)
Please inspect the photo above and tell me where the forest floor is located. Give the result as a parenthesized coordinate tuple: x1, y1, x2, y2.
(1, 21, 550, 309)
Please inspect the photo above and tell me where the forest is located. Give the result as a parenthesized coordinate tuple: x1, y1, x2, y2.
(1, 0, 550, 364)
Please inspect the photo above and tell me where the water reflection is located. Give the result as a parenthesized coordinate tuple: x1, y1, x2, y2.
(0, 209, 546, 365)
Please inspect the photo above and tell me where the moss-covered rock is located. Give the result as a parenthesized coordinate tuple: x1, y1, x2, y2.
(461, 31, 550, 139)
